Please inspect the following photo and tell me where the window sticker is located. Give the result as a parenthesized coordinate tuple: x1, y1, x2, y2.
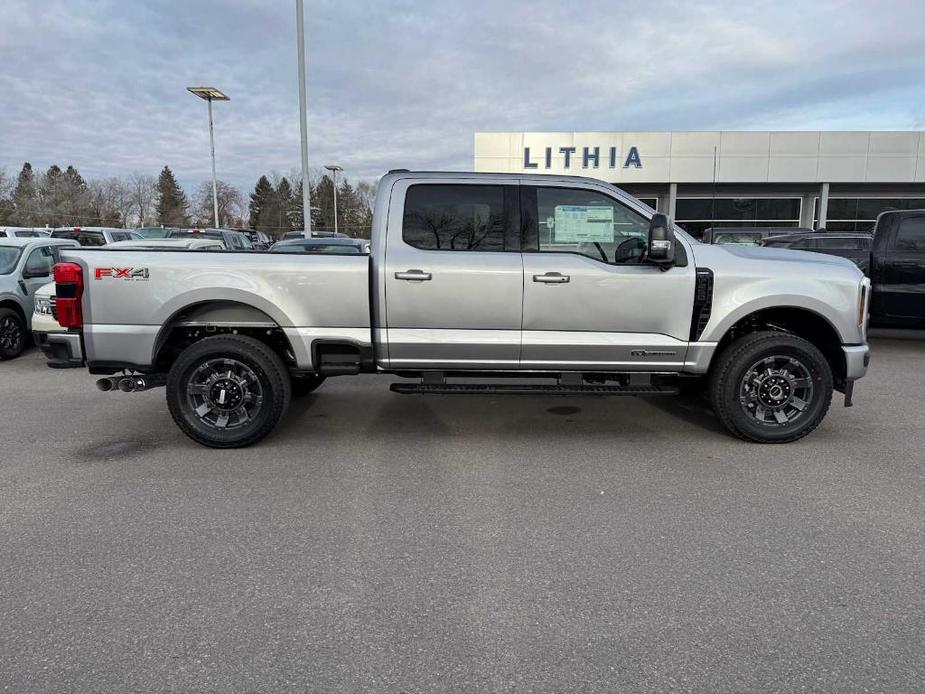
(552, 205, 614, 243)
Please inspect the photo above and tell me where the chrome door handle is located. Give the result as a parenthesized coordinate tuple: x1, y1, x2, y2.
(394, 269, 432, 281)
(533, 272, 570, 284)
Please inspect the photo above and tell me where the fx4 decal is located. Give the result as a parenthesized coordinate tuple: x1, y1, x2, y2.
(95, 267, 150, 280)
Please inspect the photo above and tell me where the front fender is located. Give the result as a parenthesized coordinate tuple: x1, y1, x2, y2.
(700, 277, 860, 345)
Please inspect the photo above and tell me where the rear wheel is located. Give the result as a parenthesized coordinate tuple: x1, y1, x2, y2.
(710, 331, 833, 443)
(166, 335, 291, 448)
(0, 309, 25, 360)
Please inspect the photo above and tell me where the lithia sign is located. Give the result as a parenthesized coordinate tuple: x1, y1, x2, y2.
(523, 145, 642, 170)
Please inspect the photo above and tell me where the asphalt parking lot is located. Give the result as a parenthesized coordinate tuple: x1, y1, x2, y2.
(1, 334, 924, 693)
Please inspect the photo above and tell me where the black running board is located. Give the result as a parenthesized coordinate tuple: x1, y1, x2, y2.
(390, 383, 680, 397)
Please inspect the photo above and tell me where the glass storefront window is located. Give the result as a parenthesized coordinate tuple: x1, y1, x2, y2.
(674, 198, 802, 239)
(814, 197, 925, 231)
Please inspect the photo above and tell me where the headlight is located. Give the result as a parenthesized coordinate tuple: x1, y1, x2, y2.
(34, 297, 51, 315)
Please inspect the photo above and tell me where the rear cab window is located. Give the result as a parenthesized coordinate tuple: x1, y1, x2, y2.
(401, 184, 519, 252)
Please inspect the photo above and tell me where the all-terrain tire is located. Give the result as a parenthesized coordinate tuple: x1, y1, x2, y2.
(709, 330, 833, 444)
(166, 335, 291, 448)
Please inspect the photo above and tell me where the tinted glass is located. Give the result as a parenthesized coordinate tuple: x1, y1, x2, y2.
(535, 187, 649, 264)
(896, 216, 925, 251)
(109, 232, 131, 242)
(79, 232, 105, 246)
(276, 243, 362, 254)
(402, 184, 514, 251)
(0, 247, 22, 274)
(24, 246, 55, 275)
(14, 230, 42, 237)
(713, 233, 763, 245)
(815, 237, 867, 250)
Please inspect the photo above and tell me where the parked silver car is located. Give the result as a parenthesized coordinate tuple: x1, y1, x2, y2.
(0, 237, 79, 359)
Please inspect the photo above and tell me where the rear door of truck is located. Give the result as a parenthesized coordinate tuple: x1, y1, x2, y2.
(876, 211, 925, 321)
(382, 177, 523, 369)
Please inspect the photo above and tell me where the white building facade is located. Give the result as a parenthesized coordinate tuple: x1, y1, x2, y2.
(474, 131, 925, 238)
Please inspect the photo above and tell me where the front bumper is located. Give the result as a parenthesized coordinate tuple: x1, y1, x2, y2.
(843, 344, 870, 381)
(41, 331, 85, 369)
(31, 311, 62, 337)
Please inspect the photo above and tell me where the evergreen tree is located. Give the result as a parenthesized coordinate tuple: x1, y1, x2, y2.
(60, 165, 91, 224)
(312, 175, 336, 232)
(156, 166, 189, 226)
(289, 180, 305, 231)
(274, 177, 293, 235)
(248, 175, 274, 228)
(12, 162, 38, 225)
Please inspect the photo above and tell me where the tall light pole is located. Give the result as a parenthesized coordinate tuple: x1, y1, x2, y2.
(187, 86, 229, 228)
(296, 0, 312, 237)
(325, 164, 343, 235)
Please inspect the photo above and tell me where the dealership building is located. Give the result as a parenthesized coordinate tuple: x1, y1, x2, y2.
(474, 131, 925, 238)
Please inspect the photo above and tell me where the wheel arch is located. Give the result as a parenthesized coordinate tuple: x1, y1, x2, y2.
(0, 297, 28, 326)
(153, 300, 297, 371)
(709, 305, 846, 385)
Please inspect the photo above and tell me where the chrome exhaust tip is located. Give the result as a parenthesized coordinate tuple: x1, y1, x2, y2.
(96, 378, 114, 392)
(117, 377, 136, 393)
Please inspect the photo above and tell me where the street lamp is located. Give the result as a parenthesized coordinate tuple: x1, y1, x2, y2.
(324, 164, 343, 235)
(187, 86, 230, 228)
(296, 0, 311, 237)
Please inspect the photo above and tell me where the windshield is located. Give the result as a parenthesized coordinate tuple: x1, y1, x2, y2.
(0, 246, 23, 274)
(714, 232, 763, 245)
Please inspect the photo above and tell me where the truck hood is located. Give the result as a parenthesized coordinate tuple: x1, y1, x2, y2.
(712, 244, 859, 270)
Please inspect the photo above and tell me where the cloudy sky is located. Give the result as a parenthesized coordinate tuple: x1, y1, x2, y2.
(2, 0, 925, 191)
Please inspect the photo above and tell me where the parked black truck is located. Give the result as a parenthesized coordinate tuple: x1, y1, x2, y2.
(869, 210, 925, 328)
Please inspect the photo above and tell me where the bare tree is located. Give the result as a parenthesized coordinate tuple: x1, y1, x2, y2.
(110, 177, 135, 227)
(0, 167, 11, 199)
(130, 173, 157, 227)
(0, 167, 12, 224)
(193, 180, 244, 227)
(87, 178, 123, 227)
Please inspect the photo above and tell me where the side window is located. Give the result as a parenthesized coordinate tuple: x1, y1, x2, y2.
(402, 184, 516, 251)
(817, 237, 861, 250)
(895, 216, 925, 252)
(24, 246, 55, 276)
(535, 187, 650, 264)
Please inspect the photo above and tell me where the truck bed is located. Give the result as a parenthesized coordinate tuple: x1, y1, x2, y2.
(58, 248, 372, 370)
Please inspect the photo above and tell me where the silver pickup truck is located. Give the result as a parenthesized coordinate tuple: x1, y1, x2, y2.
(44, 171, 870, 448)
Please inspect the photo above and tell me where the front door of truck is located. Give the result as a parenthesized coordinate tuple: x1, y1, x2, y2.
(383, 180, 523, 369)
(881, 212, 925, 321)
(519, 184, 695, 370)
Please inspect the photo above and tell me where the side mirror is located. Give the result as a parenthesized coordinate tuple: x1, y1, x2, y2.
(647, 213, 676, 269)
(22, 268, 50, 280)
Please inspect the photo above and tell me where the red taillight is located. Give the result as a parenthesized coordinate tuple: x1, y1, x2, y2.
(53, 262, 84, 328)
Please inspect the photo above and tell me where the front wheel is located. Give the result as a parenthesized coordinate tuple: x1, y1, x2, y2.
(709, 331, 833, 443)
(166, 335, 291, 448)
(0, 308, 26, 360)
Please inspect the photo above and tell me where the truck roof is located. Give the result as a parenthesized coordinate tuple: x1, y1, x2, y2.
(380, 170, 621, 187)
